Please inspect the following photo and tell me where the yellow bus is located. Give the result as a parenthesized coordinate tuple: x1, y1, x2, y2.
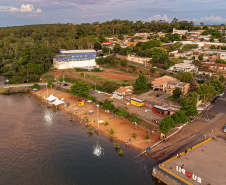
(130, 98, 144, 107)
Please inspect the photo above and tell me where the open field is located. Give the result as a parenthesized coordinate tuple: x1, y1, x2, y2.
(42, 68, 139, 85)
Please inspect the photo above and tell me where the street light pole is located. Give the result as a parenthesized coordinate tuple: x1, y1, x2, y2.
(98, 91, 100, 99)
(97, 104, 100, 130)
(6, 79, 9, 86)
(126, 103, 129, 110)
(46, 83, 48, 98)
(95, 83, 96, 91)
(145, 110, 147, 119)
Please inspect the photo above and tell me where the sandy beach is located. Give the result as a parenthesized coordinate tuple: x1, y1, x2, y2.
(31, 88, 160, 152)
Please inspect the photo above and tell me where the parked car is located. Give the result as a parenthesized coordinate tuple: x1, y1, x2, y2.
(223, 125, 226, 133)
(189, 117, 195, 122)
(211, 99, 216, 104)
(216, 96, 220, 100)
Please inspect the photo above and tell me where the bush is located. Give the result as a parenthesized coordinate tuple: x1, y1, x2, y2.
(32, 83, 40, 89)
(87, 96, 96, 101)
(75, 68, 88, 72)
(114, 141, 120, 149)
(119, 149, 124, 156)
(144, 134, 150, 140)
(132, 133, 137, 139)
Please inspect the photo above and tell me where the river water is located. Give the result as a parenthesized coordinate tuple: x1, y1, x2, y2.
(0, 76, 161, 185)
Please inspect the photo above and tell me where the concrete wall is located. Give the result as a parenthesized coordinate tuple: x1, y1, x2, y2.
(53, 59, 96, 69)
(152, 167, 181, 185)
(0, 84, 47, 94)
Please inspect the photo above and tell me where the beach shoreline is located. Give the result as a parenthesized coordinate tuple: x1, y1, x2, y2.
(30, 88, 161, 159)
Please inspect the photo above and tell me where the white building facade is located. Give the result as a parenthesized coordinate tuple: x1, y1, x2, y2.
(53, 49, 97, 69)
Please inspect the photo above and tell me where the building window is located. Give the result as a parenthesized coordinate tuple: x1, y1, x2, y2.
(85, 55, 87, 57)
(80, 55, 82, 57)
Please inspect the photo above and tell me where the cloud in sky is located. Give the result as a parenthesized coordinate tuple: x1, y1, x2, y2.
(143, 15, 172, 22)
(1, 0, 226, 26)
(10, 4, 42, 13)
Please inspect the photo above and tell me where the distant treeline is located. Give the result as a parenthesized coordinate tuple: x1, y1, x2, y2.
(0, 19, 195, 83)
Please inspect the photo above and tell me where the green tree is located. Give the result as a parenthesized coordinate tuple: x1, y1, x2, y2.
(113, 108, 129, 117)
(192, 60, 202, 68)
(210, 80, 225, 93)
(102, 99, 115, 110)
(180, 105, 198, 117)
(133, 74, 148, 90)
(197, 84, 216, 102)
(210, 45, 216, 49)
(118, 34, 124, 40)
(87, 96, 96, 101)
(150, 47, 168, 63)
(159, 115, 175, 135)
(171, 110, 188, 124)
(219, 75, 225, 83)
(198, 55, 204, 61)
(102, 47, 109, 54)
(113, 44, 121, 53)
(102, 81, 119, 93)
(150, 68, 156, 74)
(70, 80, 90, 97)
(180, 92, 198, 117)
(177, 72, 194, 83)
(94, 42, 102, 50)
(173, 87, 182, 100)
(120, 59, 128, 67)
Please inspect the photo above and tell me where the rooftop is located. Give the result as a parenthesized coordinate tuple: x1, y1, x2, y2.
(163, 138, 226, 185)
(60, 49, 96, 54)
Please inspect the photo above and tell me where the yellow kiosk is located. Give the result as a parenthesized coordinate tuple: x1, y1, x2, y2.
(77, 100, 84, 106)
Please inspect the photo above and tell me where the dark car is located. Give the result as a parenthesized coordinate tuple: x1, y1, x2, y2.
(189, 117, 195, 122)
(211, 99, 216, 104)
(216, 96, 220, 100)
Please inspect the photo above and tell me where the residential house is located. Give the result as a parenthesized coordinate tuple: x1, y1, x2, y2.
(115, 86, 133, 96)
(173, 28, 188, 34)
(112, 92, 124, 100)
(151, 76, 178, 92)
(124, 42, 138, 47)
(134, 33, 150, 39)
(127, 54, 151, 65)
(53, 49, 96, 69)
(202, 63, 226, 71)
(168, 60, 198, 72)
(166, 81, 190, 95)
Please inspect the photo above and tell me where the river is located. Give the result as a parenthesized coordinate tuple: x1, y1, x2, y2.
(0, 76, 162, 185)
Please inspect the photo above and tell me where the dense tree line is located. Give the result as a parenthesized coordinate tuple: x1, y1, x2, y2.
(0, 19, 195, 83)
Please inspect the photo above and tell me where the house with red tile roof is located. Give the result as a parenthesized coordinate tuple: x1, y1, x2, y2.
(151, 76, 178, 92)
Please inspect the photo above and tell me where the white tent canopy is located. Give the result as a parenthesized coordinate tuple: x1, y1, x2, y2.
(51, 98, 64, 106)
(87, 100, 92, 103)
(46, 95, 57, 102)
(98, 120, 104, 123)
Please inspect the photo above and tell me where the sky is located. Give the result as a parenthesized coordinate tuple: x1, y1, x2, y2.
(0, 0, 226, 27)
